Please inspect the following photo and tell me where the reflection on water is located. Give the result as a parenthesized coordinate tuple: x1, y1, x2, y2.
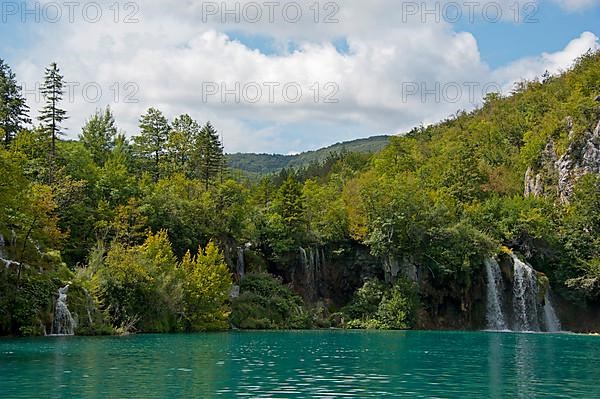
(1, 331, 599, 398)
(514, 333, 535, 398)
(488, 333, 503, 399)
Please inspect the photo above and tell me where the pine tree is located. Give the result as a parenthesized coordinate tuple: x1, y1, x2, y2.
(79, 106, 118, 165)
(134, 108, 170, 180)
(39, 62, 67, 159)
(193, 121, 224, 190)
(0, 59, 30, 146)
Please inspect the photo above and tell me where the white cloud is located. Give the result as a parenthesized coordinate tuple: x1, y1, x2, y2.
(493, 31, 600, 91)
(10, 0, 600, 153)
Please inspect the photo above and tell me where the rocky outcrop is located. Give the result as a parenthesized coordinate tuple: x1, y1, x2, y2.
(524, 140, 559, 197)
(525, 117, 600, 202)
(383, 255, 418, 283)
(557, 118, 600, 201)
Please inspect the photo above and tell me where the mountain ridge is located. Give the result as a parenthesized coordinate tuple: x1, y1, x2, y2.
(227, 135, 391, 174)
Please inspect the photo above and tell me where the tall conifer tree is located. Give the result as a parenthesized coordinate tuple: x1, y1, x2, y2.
(39, 62, 67, 159)
(0, 59, 30, 146)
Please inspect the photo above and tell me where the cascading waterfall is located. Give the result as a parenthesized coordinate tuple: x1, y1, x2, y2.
(299, 247, 323, 301)
(50, 285, 75, 336)
(485, 259, 508, 330)
(485, 254, 562, 332)
(512, 255, 540, 332)
(543, 291, 561, 332)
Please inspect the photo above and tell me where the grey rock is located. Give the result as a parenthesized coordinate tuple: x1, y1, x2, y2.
(557, 119, 600, 202)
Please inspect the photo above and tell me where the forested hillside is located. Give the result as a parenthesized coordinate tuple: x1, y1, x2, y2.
(227, 135, 390, 174)
(1, 51, 599, 336)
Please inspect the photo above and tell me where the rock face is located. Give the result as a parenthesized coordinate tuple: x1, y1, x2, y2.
(525, 141, 558, 197)
(383, 255, 418, 283)
(557, 119, 600, 201)
(290, 242, 384, 306)
(525, 118, 600, 202)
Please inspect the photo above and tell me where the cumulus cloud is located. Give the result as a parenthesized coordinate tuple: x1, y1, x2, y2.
(8, 0, 600, 152)
(493, 31, 600, 90)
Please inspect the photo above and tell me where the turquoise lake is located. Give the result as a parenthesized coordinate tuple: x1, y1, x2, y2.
(1, 330, 598, 398)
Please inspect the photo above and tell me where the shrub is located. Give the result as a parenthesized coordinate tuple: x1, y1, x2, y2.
(231, 273, 310, 329)
(343, 278, 419, 330)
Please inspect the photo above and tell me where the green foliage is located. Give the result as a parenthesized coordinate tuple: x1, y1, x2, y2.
(343, 279, 386, 320)
(3, 50, 600, 336)
(39, 62, 67, 159)
(91, 231, 181, 332)
(79, 107, 118, 165)
(227, 135, 390, 174)
(134, 108, 170, 179)
(193, 121, 225, 189)
(231, 274, 310, 329)
(180, 242, 233, 331)
(344, 278, 419, 330)
(264, 175, 307, 258)
(87, 233, 232, 333)
(0, 58, 30, 145)
(562, 175, 600, 298)
(165, 114, 199, 177)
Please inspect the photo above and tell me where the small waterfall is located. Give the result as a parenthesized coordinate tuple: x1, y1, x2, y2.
(236, 247, 245, 278)
(299, 247, 322, 301)
(299, 247, 308, 280)
(543, 291, 561, 332)
(0, 233, 20, 269)
(51, 285, 75, 336)
(485, 258, 508, 330)
(511, 255, 540, 332)
(485, 253, 562, 332)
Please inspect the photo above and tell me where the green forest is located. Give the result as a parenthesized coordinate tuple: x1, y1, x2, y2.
(1, 51, 599, 336)
(227, 135, 391, 174)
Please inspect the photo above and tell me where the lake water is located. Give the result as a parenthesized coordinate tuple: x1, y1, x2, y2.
(1, 330, 598, 398)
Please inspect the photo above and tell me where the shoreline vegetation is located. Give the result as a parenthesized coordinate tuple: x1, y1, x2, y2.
(1, 51, 600, 337)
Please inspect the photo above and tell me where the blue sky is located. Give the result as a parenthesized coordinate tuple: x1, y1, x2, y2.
(455, 3, 600, 67)
(1, 0, 599, 153)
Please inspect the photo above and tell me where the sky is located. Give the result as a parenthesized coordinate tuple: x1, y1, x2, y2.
(1, 0, 599, 154)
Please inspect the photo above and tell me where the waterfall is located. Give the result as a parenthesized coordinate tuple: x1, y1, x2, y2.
(485, 259, 508, 330)
(299, 246, 322, 301)
(511, 255, 540, 332)
(485, 254, 562, 332)
(236, 247, 245, 278)
(50, 285, 75, 336)
(0, 233, 20, 269)
(543, 291, 561, 332)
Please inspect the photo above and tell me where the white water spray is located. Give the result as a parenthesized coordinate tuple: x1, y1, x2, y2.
(485, 254, 562, 332)
(51, 285, 75, 336)
(485, 258, 508, 330)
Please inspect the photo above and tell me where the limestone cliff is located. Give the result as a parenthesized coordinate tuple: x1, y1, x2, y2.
(525, 117, 600, 202)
